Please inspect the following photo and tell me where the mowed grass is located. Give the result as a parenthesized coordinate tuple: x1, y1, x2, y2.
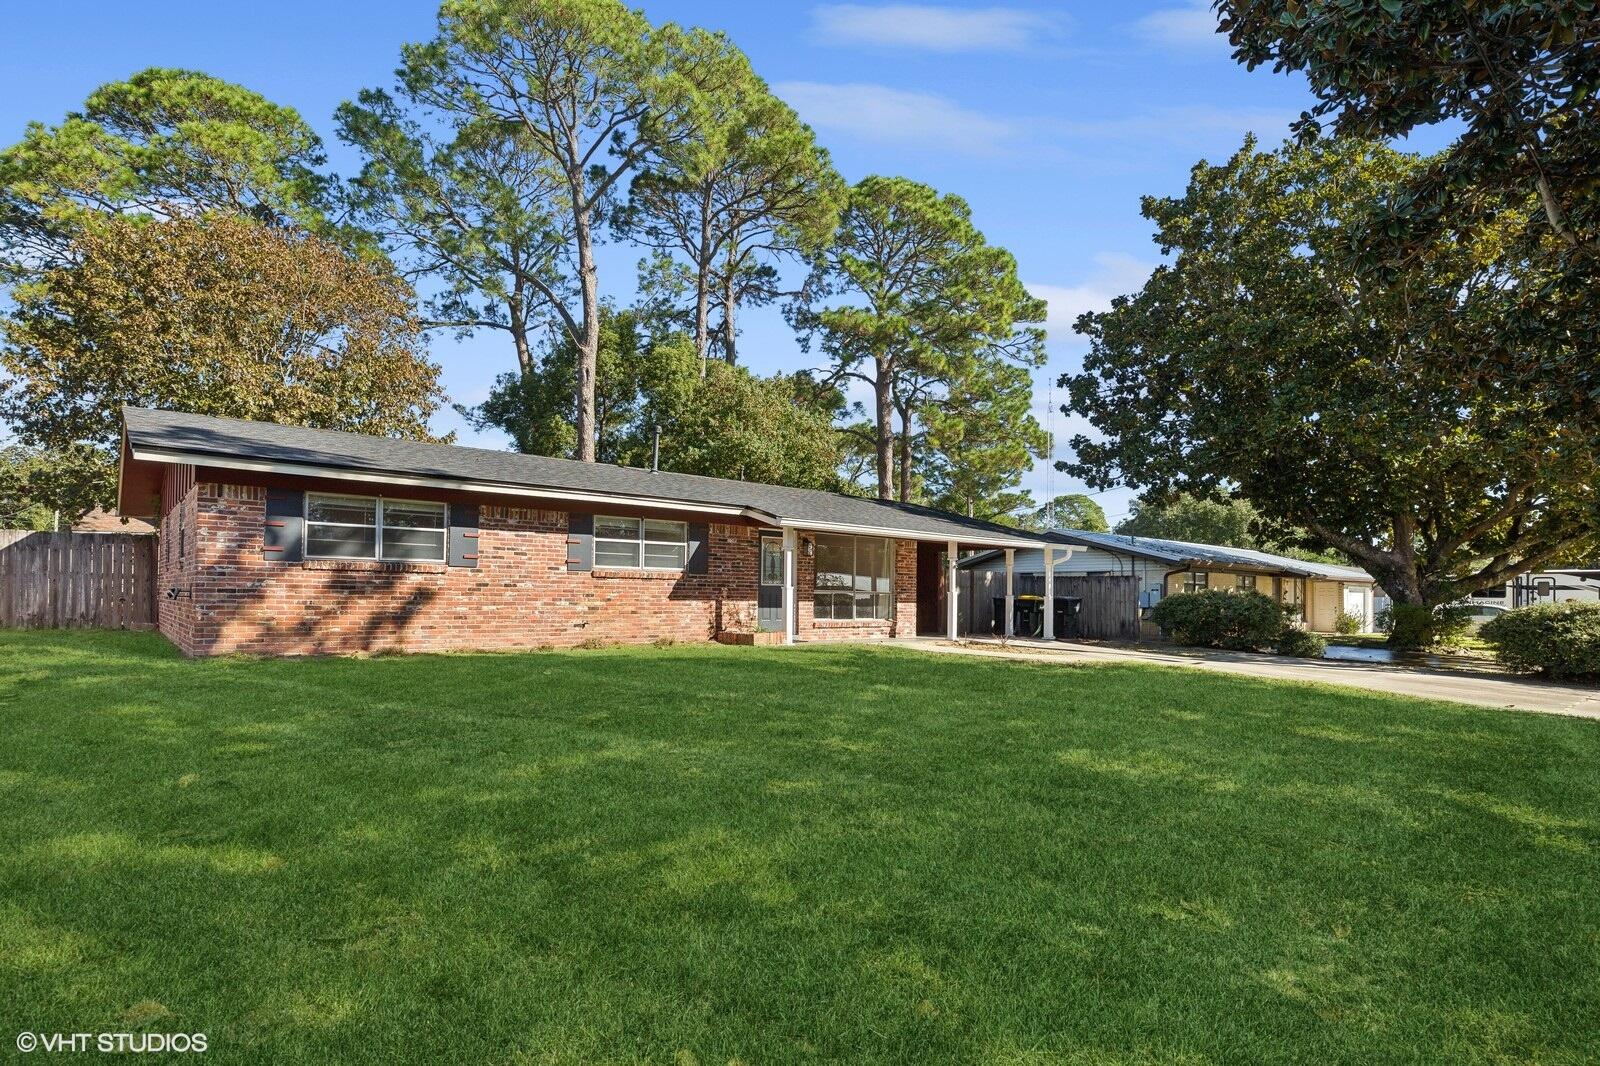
(2, 632, 1598, 1064)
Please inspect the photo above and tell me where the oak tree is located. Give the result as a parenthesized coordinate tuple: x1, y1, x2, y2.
(1025, 493, 1109, 533)
(467, 310, 841, 487)
(0, 215, 444, 514)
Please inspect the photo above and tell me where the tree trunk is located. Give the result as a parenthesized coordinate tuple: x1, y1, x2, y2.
(896, 403, 914, 504)
(509, 295, 532, 376)
(874, 356, 894, 500)
(694, 189, 712, 375)
(721, 245, 738, 364)
(1371, 529, 1435, 650)
(574, 209, 599, 463)
(1379, 578, 1435, 652)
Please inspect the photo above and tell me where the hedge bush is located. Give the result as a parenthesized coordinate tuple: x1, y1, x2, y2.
(1479, 601, 1600, 679)
(1334, 609, 1363, 635)
(1275, 626, 1327, 658)
(1151, 590, 1287, 651)
(1387, 602, 1474, 649)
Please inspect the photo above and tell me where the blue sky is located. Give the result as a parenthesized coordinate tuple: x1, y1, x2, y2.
(0, 1, 1408, 523)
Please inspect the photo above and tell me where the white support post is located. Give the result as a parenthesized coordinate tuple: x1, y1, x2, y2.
(1042, 546, 1055, 641)
(782, 527, 797, 645)
(946, 539, 959, 641)
(1004, 548, 1016, 638)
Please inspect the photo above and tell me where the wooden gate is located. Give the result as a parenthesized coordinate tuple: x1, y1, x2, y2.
(0, 530, 157, 629)
(1055, 575, 1140, 640)
(959, 571, 1141, 641)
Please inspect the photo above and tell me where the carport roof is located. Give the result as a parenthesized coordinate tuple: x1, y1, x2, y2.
(120, 407, 1047, 548)
(962, 527, 1373, 581)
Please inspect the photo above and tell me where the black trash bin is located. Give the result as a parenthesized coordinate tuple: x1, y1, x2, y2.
(991, 595, 1044, 636)
(1014, 595, 1044, 637)
(1053, 596, 1082, 639)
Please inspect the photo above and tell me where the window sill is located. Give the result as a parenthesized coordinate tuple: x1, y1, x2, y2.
(592, 567, 687, 581)
(300, 558, 448, 574)
(810, 618, 893, 628)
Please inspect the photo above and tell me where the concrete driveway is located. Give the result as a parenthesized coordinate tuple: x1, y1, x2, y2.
(907, 637, 1600, 720)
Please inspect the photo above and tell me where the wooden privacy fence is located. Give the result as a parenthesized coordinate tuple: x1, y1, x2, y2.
(0, 530, 156, 629)
(960, 571, 1142, 641)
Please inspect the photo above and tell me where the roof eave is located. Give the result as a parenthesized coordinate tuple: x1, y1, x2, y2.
(128, 439, 1044, 546)
(777, 517, 1046, 549)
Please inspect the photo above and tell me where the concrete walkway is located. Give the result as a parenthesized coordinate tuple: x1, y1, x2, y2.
(905, 637, 1600, 720)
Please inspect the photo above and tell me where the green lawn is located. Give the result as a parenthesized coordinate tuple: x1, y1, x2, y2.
(3, 631, 1597, 1064)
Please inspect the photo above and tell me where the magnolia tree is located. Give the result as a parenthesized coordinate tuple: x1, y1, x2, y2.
(1220, 0, 1600, 421)
(1062, 139, 1600, 647)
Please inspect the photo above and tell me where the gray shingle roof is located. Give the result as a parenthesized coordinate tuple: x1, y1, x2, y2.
(959, 527, 1372, 581)
(123, 407, 1045, 547)
(1042, 528, 1371, 580)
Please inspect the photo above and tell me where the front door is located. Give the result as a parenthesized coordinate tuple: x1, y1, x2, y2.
(758, 534, 784, 631)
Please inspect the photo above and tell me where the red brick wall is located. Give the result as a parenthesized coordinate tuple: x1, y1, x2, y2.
(158, 482, 760, 656)
(156, 480, 921, 656)
(156, 480, 199, 650)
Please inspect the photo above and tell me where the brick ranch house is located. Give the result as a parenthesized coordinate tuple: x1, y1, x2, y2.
(117, 407, 1049, 656)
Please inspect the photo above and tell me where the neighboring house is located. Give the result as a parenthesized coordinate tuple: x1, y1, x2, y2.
(960, 528, 1376, 638)
(115, 407, 1046, 657)
(72, 508, 156, 535)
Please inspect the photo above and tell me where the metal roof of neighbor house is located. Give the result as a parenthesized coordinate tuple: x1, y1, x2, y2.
(961, 526, 1374, 581)
(121, 407, 1046, 548)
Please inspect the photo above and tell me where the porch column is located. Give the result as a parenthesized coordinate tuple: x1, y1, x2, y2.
(946, 539, 959, 640)
(1042, 546, 1055, 641)
(782, 527, 797, 645)
(1004, 549, 1016, 638)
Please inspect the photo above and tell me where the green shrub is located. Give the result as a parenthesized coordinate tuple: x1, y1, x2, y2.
(1373, 605, 1392, 633)
(1387, 602, 1474, 649)
(1333, 609, 1363, 635)
(1151, 590, 1286, 651)
(1479, 602, 1600, 679)
(1276, 626, 1326, 658)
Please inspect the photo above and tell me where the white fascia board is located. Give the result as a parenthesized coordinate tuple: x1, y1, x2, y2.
(775, 517, 1047, 549)
(129, 446, 756, 519)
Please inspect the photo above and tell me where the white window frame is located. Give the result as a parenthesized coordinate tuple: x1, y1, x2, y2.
(1184, 570, 1210, 593)
(593, 515, 689, 571)
(304, 492, 447, 563)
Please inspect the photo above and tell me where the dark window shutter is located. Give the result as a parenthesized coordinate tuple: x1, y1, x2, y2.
(567, 513, 593, 572)
(263, 489, 304, 562)
(686, 522, 709, 574)
(448, 502, 480, 567)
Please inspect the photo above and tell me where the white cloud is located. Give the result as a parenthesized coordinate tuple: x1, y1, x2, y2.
(774, 81, 1021, 155)
(1058, 105, 1292, 144)
(1133, 0, 1228, 52)
(811, 4, 1063, 53)
(1028, 253, 1157, 337)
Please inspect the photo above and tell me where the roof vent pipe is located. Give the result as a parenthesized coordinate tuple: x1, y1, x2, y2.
(652, 425, 660, 473)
